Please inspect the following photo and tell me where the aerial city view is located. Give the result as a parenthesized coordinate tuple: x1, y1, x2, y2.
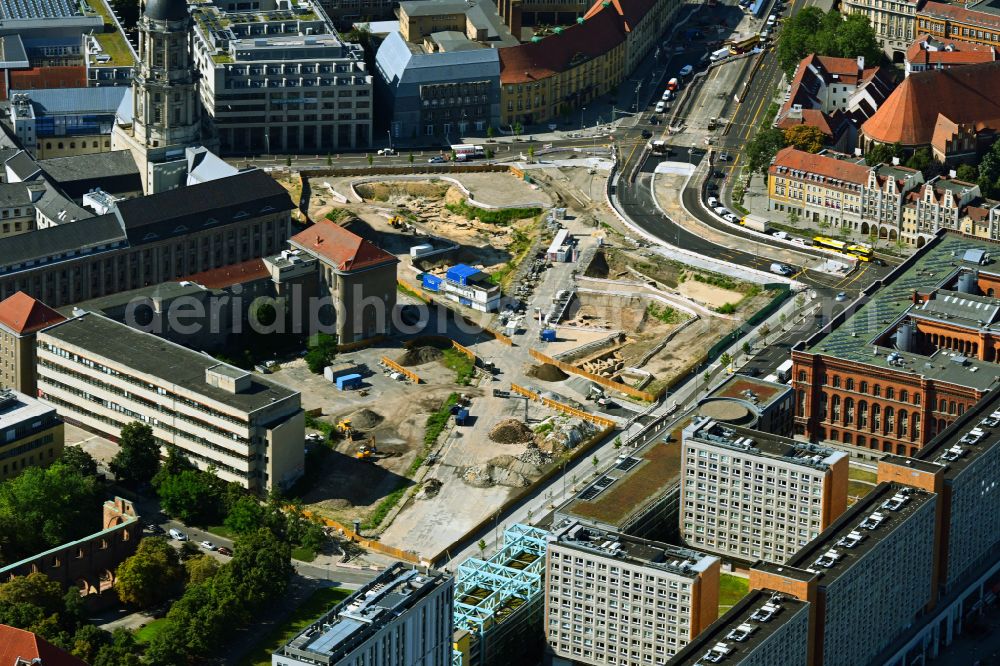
(1, 0, 1000, 662)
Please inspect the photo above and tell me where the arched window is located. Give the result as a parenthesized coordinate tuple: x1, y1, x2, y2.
(860, 381, 868, 394)
(873, 384, 882, 397)
(845, 378, 855, 391)
(958, 403, 965, 416)
(899, 409, 908, 437)
(844, 398, 855, 425)
(899, 389, 908, 403)
(798, 370, 807, 382)
(858, 401, 868, 428)
(886, 387, 895, 400)
(913, 393, 921, 406)
(832, 395, 842, 421)
(913, 413, 921, 438)
(833, 375, 841, 388)
(950, 401, 957, 414)
(885, 407, 895, 435)
(872, 404, 882, 431)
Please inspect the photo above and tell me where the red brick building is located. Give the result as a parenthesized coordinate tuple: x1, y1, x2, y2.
(792, 232, 1000, 457)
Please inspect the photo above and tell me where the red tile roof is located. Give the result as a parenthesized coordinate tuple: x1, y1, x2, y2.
(182, 258, 270, 289)
(920, 1, 1000, 31)
(0, 291, 65, 335)
(861, 61, 1000, 146)
(776, 108, 836, 136)
(906, 34, 997, 66)
(0, 625, 90, 666)
(500, 0, 628, 84)
(289, 220, 397, 272)
(769, 146, 870, 185)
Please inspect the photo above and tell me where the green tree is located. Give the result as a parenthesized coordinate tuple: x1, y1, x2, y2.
(224, 495, 264, 535)
(835, 14, 883, 68)
(0, 463, 103, 563)
(477, 539, 487, 557)
(486, 125, 495, 140)
(367, 153, 374, 167)
(905, 147, 933, 172)
(185, 554, 220, 585)
(285, 155, 291, 167)
(527, 145, 535, 162)
(742, 341, 752, 357)
(977, 139, 1000, 198)
(408, 152, 415, 165)
(109, 422, 160, 486)
(746, 128, 787, 173)
(720, 352, 733, 370)
(228, 528, 293, 608)
(777, 8, 881, 76)
(0, 572, 67, 635)
(251, 297, 277, 327)
(115, 537, 184, 608)
(776, 6, 825, 75)
(326, 153, 333, 166)
(864, 141, 902, 166)
(92, 629, 143, 666)
(68, 624, 112, 663)
(157, 470, 224, 525)
(956, 163, 978, 182)
(512, 121, 523, 137)
(783, 124, 826, 153)
(59, 446, 99, 478)
(304, 332, 338, 374)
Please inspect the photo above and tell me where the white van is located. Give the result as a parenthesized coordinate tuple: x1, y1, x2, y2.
(767, 13, 777, 24)
(169, 528, 188, 541)
(707, 196, 719, 207)
(770, 263, 793, 276)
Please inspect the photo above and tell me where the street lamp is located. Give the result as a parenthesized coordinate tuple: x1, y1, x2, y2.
(581, 106, 586, 131)
(386, 129, 392, 151)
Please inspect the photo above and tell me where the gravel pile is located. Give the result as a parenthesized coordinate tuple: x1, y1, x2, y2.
(348, 408, 383, 430)
(488, 419, 535, 444)
(518, 445, 552, 466)
(397, 346, 444, 366)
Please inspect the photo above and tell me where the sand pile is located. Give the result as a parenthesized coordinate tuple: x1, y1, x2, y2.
(349, 408, 383, 430)
(397, 346, 444, 366)
(527, 363, 570, 381)
(488, 419, 535, 444)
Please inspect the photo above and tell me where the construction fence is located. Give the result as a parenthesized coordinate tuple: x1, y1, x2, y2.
(527, 348, 657, 402)
(299, 510, 423, 565)
(510, 383, 616, 429)
(380, 356, 422, 384)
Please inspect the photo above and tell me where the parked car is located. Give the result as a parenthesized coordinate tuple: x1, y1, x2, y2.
(770, 263, 794, 276)
(679, 64, 694, 76)
(718, 151, 731, 161)
(200, 540, 216, 551)
(662, 90, 672, 101)
(376, 148, 396, 156)
(217, 546, 233, 556)
(427, 156, 446, 163)
(713, 205, 728, 216)
(169, 529, 188, 541)
(723, 213, 739, 223)
(655, 101, 666, 113)
(146, 523, 165, 535)
(835, 291, 848, 302)
(767, 13, 777, 24)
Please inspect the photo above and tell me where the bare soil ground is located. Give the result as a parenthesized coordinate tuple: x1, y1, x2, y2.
(678, 280, 743, 309)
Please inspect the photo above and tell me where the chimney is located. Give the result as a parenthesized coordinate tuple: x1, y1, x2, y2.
(856, 55, 865, 76)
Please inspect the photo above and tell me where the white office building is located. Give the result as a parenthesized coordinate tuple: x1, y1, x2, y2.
(191, 0, 373, 154)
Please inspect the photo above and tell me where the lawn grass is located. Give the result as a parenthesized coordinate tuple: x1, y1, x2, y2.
(719, 573, 750, 615)
(441, 347, 475, 385)
(206, 524, 237, 540)
(848, 479, 876, 499)
(134, 618, 168, 645)
(848, 467, 878, 484)
(241, 587, 352, 666)
(291, 546, 317, 562)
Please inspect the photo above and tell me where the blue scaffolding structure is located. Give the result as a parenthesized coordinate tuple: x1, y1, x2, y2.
(453, 524, 548, 664)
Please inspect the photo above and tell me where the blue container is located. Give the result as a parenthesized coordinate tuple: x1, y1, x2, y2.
(540, 329, 557, 342)
(336, 373, 362, 390)
(456, 408, 469, 425)
(422, 273, 443, 292)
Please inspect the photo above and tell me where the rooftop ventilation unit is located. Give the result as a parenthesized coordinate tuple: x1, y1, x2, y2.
(859, 512, 886, 530)
(960, 427, 986, 445)
(882, 493, 911, 511)
(815, 549, 842, 568)
(726, 623, 756, 642)
(941, 445, 967, 462)
(750, 602, 782, 622)
(702, 643, 733, 663)
(836, 530, 865, 549)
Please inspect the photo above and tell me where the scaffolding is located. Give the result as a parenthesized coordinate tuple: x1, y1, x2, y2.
(453, 523, 548, 666)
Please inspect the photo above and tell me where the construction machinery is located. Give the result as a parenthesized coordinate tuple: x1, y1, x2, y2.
(389, 215, 405, 228)
(336, 420, 353, 438)
(355, 436, 378, 460)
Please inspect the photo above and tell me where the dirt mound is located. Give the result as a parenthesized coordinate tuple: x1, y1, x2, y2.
(461, 463, 530, 488)
(348, 408, 383, 430)
(527, 363, 570, 382)
(397, 346, 444, 366)
(489, 419, 535, 444)
(415, 478, 442, 500)
(518, 445, 553, 467)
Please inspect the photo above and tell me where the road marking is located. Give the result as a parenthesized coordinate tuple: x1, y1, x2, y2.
(624, 140, 641, 171)
(838, 263, 870, 290)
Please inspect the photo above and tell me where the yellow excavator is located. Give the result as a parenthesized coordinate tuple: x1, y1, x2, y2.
(355, 436, 378, 460)
(388, 215, 405, 228)
(336, 419, 353, 438)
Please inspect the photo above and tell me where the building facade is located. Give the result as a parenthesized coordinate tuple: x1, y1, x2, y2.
(288, 219, 398, 344)
(36, 312, 305, 491)
(839, 0, 917, 59)
(680, 419, 848, 563)
(545, 519, 720, 665)
(917, 1, 1000, 47)
(191, 0, 373, 154)
(273, 563, 454, 666)
(10, 87, 127, 160)
(905, 34, 998, 76)
(0, 169, 293, 309)
(0, 388, 63, 481)
(0, 291, 65, 395)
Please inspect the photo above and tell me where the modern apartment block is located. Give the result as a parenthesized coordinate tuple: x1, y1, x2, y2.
(0, 388, 64, 480)
(191, 0, 373, 154)
(680, 419, 848, 563)
(545, 519, 720, 665)
(791, 233, 1000, 457)
(36, 312, 305, 492)
(668, 589, 811, 666)
(272, 562, 454, 666)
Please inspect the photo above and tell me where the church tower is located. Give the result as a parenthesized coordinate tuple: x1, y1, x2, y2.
(112, 0, 206, 193)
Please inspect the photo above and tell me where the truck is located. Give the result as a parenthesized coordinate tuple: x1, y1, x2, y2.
(666, 77, 680, 91)
(775, 360, 793, 384)
(741, 214, 771, 234)
(451, 144, 485, 159)
(710, 47, 731, 62)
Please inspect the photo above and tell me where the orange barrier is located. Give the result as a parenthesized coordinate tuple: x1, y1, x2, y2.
(510, 383, 616, 428)
(337, 335, 386, 352)
(300, 510, 423, 564)
(380, 356, 422, 383)
(451, 340, 476, 361)
(528, 349, 656, 401)
(398, 278, 432, 303)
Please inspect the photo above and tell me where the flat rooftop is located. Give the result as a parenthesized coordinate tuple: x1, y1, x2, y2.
(274, 564, 450, 664)
(709, 374, 788, 406)
(909, 385, 1000, 477)
(0, 388, 58, 426)
(550, 519, 717, 577)
(802, 232, 1000, 391)
(684, 419, 846, 470)
(785, 482, 935, 585)
(1, 0, 80, 19)
(559, 439, 681, 528)
(40, 312, 297, 415)
(668, 589, 810, 666)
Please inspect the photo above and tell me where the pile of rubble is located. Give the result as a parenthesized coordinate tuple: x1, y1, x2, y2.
(538, 420, 598, 455)
(397, 346, 444, 366)
(415, 478, 443, 500)
(488, 419, 535, 444)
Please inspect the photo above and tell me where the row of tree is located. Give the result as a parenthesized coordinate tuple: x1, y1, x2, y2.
(776, 7, 883, 77)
